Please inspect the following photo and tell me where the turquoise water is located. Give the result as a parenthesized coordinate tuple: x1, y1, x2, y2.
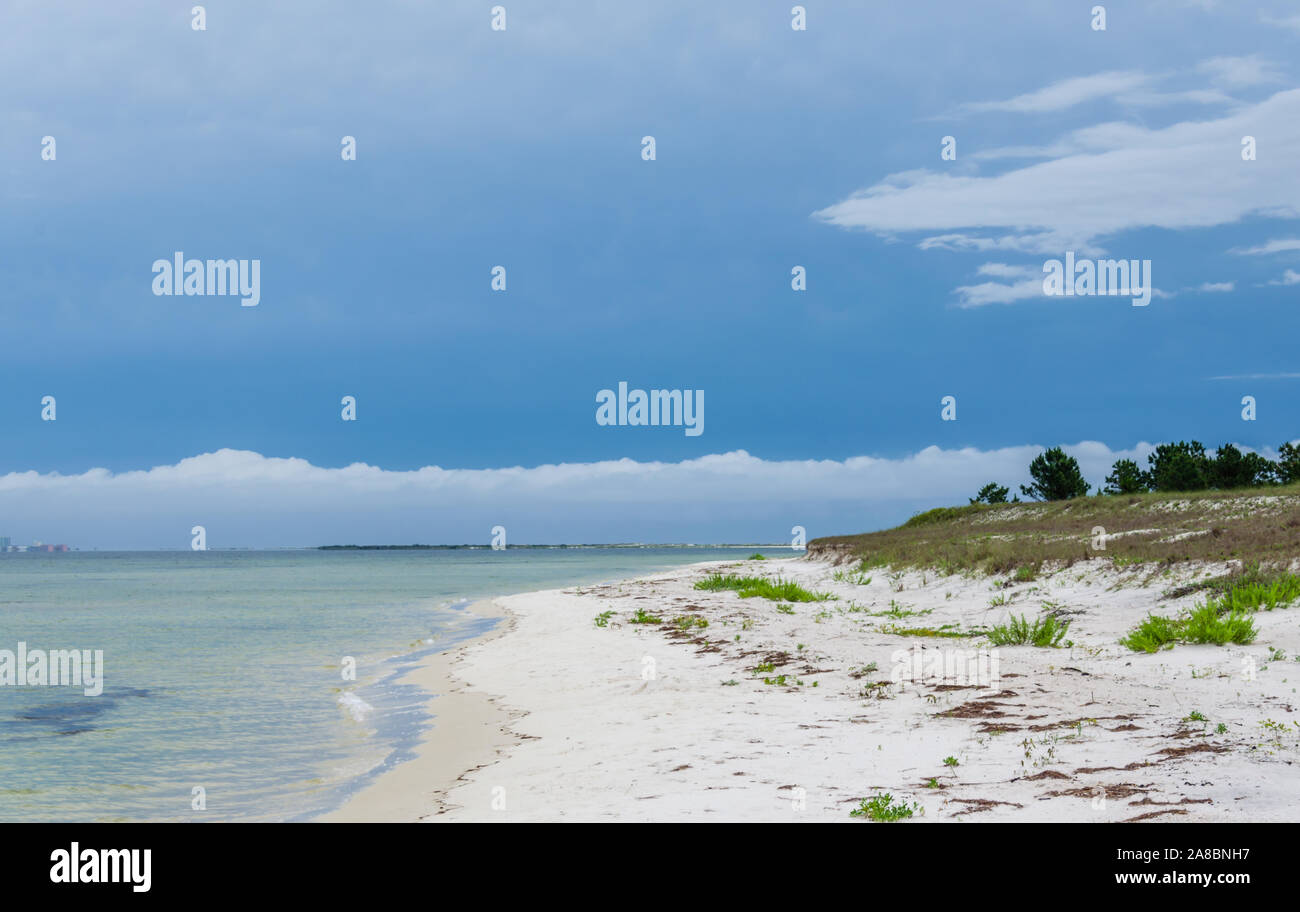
(0, 546, 778, 822)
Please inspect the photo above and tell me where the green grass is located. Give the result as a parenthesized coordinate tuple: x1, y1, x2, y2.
(812, 485, 1300, 576)
(1121, 569, 1283, 652)
(850, 793, 919, 822)
(673, 614, 708, 630)
(1216, 575, 1300, 612)
(694, 573, 831, 602)
(880, 624, 973, 639)
(1182, 603, 1256, 646)
(593, 610, 615, 628)
(1121, 613, 1183, 653)
(1013, 563, 1040, 583)
(832, 566, 873, 585)
(628, 607, 662, 625)
(987, 613, 1071, 647)
(747, 553, 766, 561)
(1121, 602, 1257, 652)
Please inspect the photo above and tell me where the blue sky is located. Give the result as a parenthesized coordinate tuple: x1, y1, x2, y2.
(2, 1, 1300, 546)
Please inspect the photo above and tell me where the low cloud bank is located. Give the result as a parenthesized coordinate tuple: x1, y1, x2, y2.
(0, 444, 1167, 549)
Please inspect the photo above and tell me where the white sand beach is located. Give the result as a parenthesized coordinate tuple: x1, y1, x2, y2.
(330, 555, 1300, 822)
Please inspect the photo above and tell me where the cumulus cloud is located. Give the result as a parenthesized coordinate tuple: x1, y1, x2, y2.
(0, 445, 1160, 549)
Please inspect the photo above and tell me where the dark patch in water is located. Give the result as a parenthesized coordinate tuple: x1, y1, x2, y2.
(2, 687, 150, 735)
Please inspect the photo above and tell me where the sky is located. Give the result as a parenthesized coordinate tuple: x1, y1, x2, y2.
(2, 0, 1299, 547)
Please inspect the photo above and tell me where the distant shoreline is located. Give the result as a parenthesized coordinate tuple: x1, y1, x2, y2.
(316, 543, 787, 550)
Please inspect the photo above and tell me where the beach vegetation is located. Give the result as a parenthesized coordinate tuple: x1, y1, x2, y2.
(970, 482, 1013, 504)
(987, 613, 1070, 648)
(629, 607, 662, 625)
(1020, 447, 1090, 501)
(694, 573, 831, 602)
(813, 481, 1300, 575)
(832, 566, 873, 585)
(1103, 458, 1148, 494)
(880, 624, 972, 638)
(1121, 600, 1257, 652)
(850, 793, 919, 822)
(593, 610, 615, 628)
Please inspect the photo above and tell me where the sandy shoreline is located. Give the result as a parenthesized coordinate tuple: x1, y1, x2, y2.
(322, 599, 517, 822)
(329, 555, 1300, 822)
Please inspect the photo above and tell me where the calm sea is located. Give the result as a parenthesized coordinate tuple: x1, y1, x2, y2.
(0, 546, 780, 821)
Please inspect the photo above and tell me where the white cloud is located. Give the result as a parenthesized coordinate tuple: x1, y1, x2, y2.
(1231, 238, 1300, 255)
(1196, 55, 1283, 89)
(1265, 269, 1300, 285)
(975, 263, 1038, 279)
(953, 277, 1044, 307)
(1115, 89, 1235, 107)
(958, 71, 1152, 114)
(1196, 281, 1235, 292)
(815, 88, 1300, 251)
(917, 231, 1102, 257)
(0, 445, 1161, 549)
(1262, 14, 1300, 34)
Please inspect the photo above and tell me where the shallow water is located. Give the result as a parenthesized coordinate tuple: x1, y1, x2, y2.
(0, 546, 780, 821)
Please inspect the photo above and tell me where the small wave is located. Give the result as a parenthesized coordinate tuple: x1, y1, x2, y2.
(337, 692, 374, 722)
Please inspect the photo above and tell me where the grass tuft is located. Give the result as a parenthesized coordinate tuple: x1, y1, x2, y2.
(694, 573, 831, 602)
(850, 793, 919, 822)
(987, 613, 1071, 648)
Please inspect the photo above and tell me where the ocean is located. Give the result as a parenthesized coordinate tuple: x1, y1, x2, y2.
(0, 546, 781, 822)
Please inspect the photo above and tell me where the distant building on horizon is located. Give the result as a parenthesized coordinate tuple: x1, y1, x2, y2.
(1, 538, 69, 553)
